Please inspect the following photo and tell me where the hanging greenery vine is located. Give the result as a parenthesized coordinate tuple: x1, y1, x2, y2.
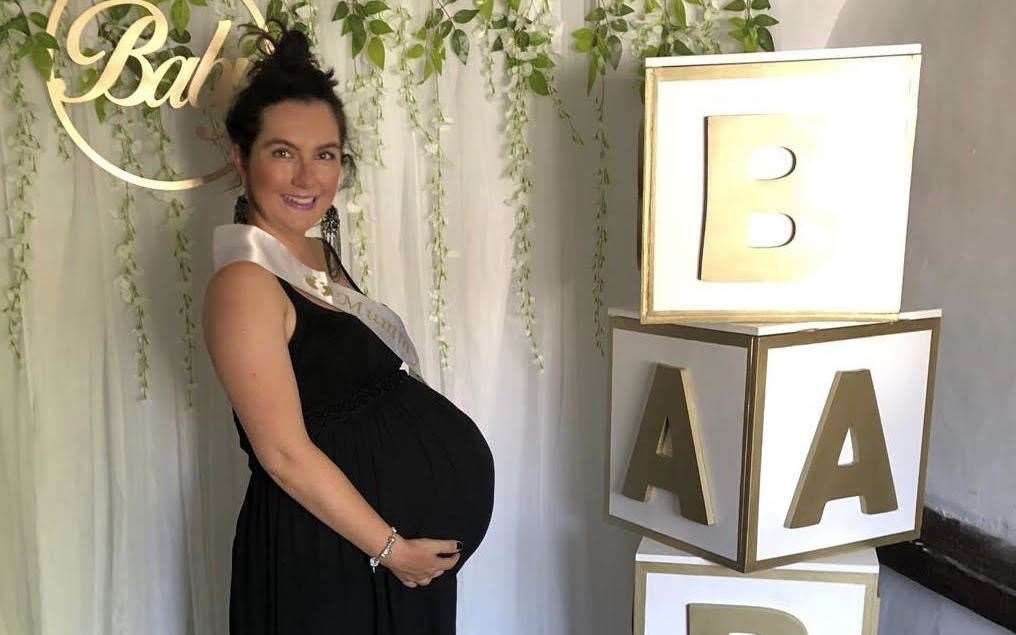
(140, 109, 199, 406)
(2, 0, 781, 384)
(331, 0, 394, 296)
(0, 0, 51, 363)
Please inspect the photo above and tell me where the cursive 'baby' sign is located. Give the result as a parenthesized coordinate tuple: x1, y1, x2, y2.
(44, 0, 266, 190)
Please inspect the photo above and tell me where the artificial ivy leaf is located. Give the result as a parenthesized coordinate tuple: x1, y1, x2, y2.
(362, 0, 388, 15)
(491, 16, 507, 29)
(294, 21, 309, 34)
(15, 35, 32, 58)
(367, 36, 385, 68)
(606, 34, 621, 70)
(95, 95, 109, 123)
(527, 69, 549, 95)
(644, 0, 660, 10)
(585, 54, 600, 94)
(406, 43, 424, 58)
(616, 4, 634, 15)
(753, 14, 779, 26)
(108, 4, 131, 20)
(671, 0, 686, 27)
(368, 19, 393, 34)
(169, 28, 191, 43)
(610, 18, 628, 32)
(673, 38, 693, 55)
(7, 14, 29, 35)
(422, 57, 434, 82)
(585, 6, 606, 21)
(33, 31, 58, 49)
(31, 41, 53, 78)
(571, 27, 593, 52)
(453, 9, 478, 23)
(507, 0, 520, 11)
(723, 0, 746, 10)
(266, 0, 283, 20)
(532, 53, 553, 68)
(491, 34, 503, 52)
(351, 26, 367, 57)
(424, 8, 441, 28)
(173, 45, 195, 57)
(658, 41, 670, 56)
(28, 11, 47, 29)
(757, 26, 774, 51)
(240, 37, 256, 55)
(450, 28, 468, 64)
(742, 29, 759, 52)
(730, 16, 745, 27)
(188, 0, 207, 7)
(438, 19, 453, 39)
(514, 29, 530, 49)
(347, 15, 364, 35)
(431, 44, 444, 74)
(170, 0, 190, 34)
(332, 1, 349, 20)
(477, 0, 493, 21)
(751, 0, 771, 8)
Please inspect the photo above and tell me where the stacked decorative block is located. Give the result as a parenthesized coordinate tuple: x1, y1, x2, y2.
(608, 44, 937, 634)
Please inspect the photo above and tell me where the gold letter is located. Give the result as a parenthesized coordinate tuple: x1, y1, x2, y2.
(699, 114, 835, 282)
(688, 604, 807, 635)
(621, 364, 714, 525)
(58, 0, 167, 106)
(785, 370, 898, 529)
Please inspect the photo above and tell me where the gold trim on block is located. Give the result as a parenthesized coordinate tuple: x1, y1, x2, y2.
(633, 558, 880, 635)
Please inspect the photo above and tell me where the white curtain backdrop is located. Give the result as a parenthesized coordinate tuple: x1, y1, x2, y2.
(0, 1, 643, 633)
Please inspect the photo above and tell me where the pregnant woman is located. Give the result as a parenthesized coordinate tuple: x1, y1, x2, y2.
(203, 27, 495, 634)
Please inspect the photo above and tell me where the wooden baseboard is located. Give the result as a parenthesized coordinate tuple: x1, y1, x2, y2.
(877, 507, 1016, 632)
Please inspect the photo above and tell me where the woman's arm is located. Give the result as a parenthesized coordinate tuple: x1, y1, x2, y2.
(202, 262, 460, 585)
(203, 261, 392, 558)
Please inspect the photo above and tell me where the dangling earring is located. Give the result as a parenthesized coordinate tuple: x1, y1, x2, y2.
(233, 194, 250, 224)
(321, 205, 340, 246)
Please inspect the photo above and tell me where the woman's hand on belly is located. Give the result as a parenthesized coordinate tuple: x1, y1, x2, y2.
(384, 537, 462, 588)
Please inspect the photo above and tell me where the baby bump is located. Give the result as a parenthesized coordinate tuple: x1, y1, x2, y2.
(306, 373, 495, 568)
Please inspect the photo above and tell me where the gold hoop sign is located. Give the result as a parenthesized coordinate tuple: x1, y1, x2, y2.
(45, 0, 266, 190)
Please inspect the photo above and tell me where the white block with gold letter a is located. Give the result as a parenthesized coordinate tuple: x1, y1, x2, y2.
(607, 307, 940, 572)
(635, 538, 880, 635)
(640, 44, 921, 323)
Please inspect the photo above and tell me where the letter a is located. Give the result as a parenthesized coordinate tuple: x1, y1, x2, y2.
(688, 604, 807, 635)
(621, 364, 714, 525)
(786, 370, 898, 529)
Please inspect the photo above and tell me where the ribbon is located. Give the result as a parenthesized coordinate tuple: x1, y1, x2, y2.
(212, 223, 424, 383)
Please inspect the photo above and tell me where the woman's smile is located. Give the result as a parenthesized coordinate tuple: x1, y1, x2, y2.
(282, 194, 318, 211)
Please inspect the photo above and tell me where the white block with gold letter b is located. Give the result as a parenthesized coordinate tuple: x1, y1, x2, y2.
(635, 538, 880, 635)
(607, 308, 940, 572)
(640, 44, 921, 322)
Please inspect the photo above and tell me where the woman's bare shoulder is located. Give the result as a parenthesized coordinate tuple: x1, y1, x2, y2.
(204, 261, 285, 319)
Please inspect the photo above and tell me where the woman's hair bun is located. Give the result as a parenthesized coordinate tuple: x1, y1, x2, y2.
(253, 26, 316, 74)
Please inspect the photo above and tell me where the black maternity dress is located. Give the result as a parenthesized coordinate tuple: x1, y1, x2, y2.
(229, 268, 495, 634)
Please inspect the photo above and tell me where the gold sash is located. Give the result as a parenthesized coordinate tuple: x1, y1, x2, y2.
(212, 224, 425, 383)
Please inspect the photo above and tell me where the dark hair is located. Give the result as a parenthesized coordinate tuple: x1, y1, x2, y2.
(225, 26, 355, 182)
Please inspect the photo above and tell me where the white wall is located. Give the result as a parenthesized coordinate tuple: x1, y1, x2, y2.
(765, 1, 1014, 632)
